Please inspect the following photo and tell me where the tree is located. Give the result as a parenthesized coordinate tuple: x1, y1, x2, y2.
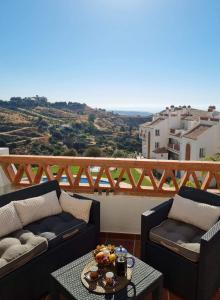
(51, 130, 62, 141)
(84, 146, 102, 157)
(88, 113, 96, 123)
(0, 138, 6, 147)
(204, 153, 220, 162)
(63, 149, 78, 156)
(112, 149, 128, 158)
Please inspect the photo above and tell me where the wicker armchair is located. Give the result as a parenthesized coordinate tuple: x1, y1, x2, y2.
(141, 186, 220, 300)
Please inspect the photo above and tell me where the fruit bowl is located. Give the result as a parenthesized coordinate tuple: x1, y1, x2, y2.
(93, 244, 116, 267)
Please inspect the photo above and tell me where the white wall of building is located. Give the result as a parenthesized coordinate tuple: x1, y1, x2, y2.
(181, 123, 220, 161)
(168, 115, 180, 129)
(140, 119, 170, 158)
(141, 136, 147, 157)
(140, 106, 220, 161)
(151, 119, 169, 158)
(154, 152, 168, 160)
(194, 124, 220, 159)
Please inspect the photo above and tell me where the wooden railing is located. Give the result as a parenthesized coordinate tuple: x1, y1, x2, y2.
(0, 155, 220, 196)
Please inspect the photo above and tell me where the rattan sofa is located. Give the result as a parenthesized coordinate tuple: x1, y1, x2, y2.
(0, 180, 100, 300)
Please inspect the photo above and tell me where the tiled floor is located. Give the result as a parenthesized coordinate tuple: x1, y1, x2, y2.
(42, 233, 220, 300)
(100, 232, 141, 257)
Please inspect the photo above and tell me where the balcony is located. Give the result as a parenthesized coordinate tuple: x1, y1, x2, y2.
(167, 143, 180, 153)
(0, 155, 220, 300)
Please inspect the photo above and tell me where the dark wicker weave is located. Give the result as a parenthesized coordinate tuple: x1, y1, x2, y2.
(0, 180, 100, 300)
(141, 186, 220, 300)
(50, 252, 163, 300)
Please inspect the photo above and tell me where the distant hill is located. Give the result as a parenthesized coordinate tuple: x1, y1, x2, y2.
(110, 110, 153, 117)
(0, 96, 152, 157)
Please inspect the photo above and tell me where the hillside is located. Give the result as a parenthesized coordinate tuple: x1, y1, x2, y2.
(0, 96, 152, 157)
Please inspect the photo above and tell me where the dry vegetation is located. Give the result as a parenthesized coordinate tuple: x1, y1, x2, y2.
(0, 97, 151, 157)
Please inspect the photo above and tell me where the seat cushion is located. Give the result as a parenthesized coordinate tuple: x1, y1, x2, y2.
(24, 212, 87, 248)
(149, 219, 205, 262)
(0, 230, 48, 279)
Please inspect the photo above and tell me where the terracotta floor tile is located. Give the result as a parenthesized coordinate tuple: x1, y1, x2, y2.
(141, 294, 152, 300)
(162, 289, 169, 300)
(213, 291, 220, 300)
(99, 237, 106, 245)
(138, 289, 169, 300)
(100, 232, 107, 239)
(169, 291, 182, 300)
(105, 239, 135, 254)
(134, 239, 141, 258)
(105, 232, 138, 240)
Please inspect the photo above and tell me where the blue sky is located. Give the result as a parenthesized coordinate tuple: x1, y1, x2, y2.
(0, 0, 220, 112)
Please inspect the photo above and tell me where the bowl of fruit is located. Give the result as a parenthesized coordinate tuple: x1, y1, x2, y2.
(93, 244, 116, 267)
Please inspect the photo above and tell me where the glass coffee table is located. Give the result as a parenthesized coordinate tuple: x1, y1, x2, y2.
(50, 252, 163, 300)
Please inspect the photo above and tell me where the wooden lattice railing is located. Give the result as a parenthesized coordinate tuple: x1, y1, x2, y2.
(0, 155, 220, 196)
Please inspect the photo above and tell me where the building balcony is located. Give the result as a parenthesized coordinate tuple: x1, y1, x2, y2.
(0, 155, 220, 300)
(167, 143, 180, 153)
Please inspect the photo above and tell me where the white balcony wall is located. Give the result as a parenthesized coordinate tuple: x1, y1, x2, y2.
(84, 194, 168, 234)
(0, 148, 10, 187)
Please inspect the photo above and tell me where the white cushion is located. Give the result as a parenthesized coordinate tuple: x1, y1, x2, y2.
(168, 194, 220, 231)
(0, 203, 23, 238)
(14, 191, 62, 226)
(59, 191, 92, 223)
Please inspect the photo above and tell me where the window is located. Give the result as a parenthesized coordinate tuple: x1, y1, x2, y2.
(155, 129, 160, 136)
(199, 148, 205, 158)
(155, 142, 160, 149)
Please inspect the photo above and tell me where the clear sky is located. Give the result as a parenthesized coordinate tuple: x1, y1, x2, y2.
(0, 0, 220, 112)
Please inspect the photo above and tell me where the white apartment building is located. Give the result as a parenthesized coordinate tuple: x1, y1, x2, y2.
(139, 105, 220, 161)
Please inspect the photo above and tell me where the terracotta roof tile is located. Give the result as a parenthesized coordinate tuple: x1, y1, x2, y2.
(183, 124, 212, 140)
(147, 117, 164, 126)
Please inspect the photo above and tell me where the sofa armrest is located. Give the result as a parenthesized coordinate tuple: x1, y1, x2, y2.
(201, 220, 220, 243)
(197, 220, 220, 299)
(89, 199, 100, 227)
(141, 199, 173, 261)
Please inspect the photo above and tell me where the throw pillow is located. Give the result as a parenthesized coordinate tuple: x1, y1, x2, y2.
(0, 202, 23, 238)
(59, 191, 92, 223)
(168, 194, 220, 231)
(14, 190, 62, 226)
